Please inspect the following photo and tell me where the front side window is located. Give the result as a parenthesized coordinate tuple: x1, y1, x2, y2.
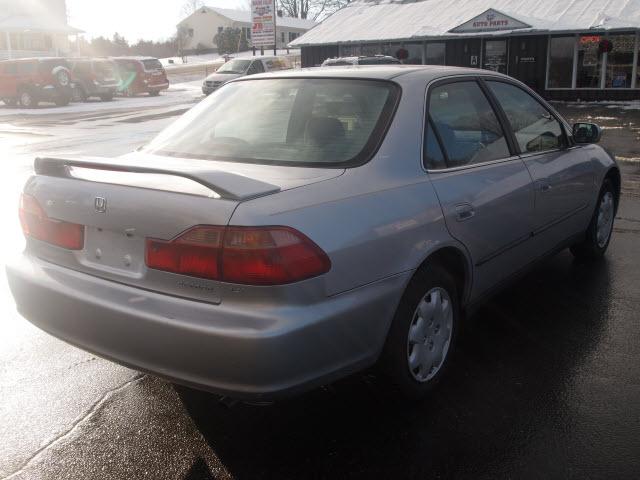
(247, 60, 265, 74)
(548, 37, 574, 88)
(427, 81, 510, 168)
(144, 79, 399, 167)
(487, 81, 566, 154)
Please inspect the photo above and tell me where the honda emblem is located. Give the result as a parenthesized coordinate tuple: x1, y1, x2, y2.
(94, 197, 107, 213)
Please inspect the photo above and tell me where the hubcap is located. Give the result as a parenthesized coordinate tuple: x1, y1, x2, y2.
(596, 191, 615, 248)
(406, 287, 453, 382)
(20, 93, 31, 106)
(58, 71, 69, 86)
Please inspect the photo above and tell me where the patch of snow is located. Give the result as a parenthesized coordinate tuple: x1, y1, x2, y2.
(0, 81, 203, 117)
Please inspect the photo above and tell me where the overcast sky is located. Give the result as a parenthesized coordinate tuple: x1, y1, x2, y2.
(67, 0, 248, 42)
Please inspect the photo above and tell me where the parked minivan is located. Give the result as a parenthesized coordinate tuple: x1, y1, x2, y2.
(202, 56, 291, 95)
(0, 57, 73, 107)
(112, 57, 170, 96)
(69, 58, 120, 102)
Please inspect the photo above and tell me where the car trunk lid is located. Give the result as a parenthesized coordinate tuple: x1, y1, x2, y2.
(23, 155, 343, 302)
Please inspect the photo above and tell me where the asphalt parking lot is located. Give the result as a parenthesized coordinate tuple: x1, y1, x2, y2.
(1, 94, 639, 480)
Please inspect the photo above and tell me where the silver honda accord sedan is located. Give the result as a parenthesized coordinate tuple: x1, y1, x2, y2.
(7, 66, 620, 400)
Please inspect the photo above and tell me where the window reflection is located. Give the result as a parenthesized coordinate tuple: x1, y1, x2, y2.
(606, 35, 635, 88)
(577, 35, 603, 88)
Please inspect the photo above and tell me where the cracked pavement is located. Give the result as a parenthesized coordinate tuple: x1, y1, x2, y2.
(1, 96, 639, 479)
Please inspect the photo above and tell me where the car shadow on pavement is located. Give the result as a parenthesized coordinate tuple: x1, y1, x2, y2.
(176, 253, 613, 480)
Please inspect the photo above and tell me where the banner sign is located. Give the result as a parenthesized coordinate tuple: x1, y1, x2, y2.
(449, 9, 530, 33)
(252, 0, 276, 47)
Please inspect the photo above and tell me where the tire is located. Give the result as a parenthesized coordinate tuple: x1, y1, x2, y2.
(379, 263, 460, 400)
(99, 93, 114, 102)
(55, 69, 71, 88)
(18, 89, 37, 108)
(148, 90, 160, 96)
(72, 85, 87, 102)
(570, 178, 616, 260)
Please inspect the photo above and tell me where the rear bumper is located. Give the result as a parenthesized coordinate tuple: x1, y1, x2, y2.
(147, 81, 169, 92)
(7, 254, 409, 399)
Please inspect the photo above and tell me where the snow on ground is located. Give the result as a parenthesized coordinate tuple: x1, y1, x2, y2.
(551, 100, 640, 111)
(0, 80, 203, 117)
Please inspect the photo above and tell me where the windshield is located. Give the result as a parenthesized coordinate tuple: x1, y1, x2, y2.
(144, 78, 399, 167)
(216, 59, 251, 74)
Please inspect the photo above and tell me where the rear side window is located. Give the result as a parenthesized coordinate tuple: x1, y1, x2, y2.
(145, 78, 399, 167)
(427, 81, 510, 168)
(17, 62, 36, 75)
(487, 81, 566, 154)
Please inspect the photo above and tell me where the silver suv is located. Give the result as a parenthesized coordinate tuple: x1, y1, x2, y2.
(8, 66, 619, 400)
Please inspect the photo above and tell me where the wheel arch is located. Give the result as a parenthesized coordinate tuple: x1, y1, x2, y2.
(604, 166, 621, 211)
(409, 244, 472, 308)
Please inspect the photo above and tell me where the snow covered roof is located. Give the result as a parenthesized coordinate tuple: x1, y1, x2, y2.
(179, 6, 317, 31)
(0, 15, 82, 34)
(290, 0, 640, 46)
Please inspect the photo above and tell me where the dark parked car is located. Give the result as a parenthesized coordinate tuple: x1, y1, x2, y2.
(69, 58, 120, 102)
(112, 57, 169, 96)
(0, 57, 73, 108)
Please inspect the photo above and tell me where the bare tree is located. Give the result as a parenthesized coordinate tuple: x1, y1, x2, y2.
(278, 0, 351, 20)
(181, 0, 205, 18)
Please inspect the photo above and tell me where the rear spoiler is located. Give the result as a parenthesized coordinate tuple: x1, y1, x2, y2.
(34, 156, 281, 201)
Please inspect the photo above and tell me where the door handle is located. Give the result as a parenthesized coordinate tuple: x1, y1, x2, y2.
(537, 181, 552, 193)
(455, 203, 475, 222)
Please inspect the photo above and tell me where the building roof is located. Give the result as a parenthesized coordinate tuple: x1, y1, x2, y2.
(290, 0, 640, 46)
(0, 14, 82, 34)
(179, 6, 317, 30)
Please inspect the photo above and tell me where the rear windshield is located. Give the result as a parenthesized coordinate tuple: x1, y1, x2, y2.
(144, 78, 399, 167)
(142, 59, 162, 71)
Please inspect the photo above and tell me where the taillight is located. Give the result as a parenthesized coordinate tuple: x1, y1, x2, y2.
(19, 193, 84, 250)
(145, 225, 330, 285)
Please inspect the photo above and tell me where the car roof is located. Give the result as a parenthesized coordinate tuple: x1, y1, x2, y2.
(245, 65, 506, 81)
(0, 57, 68, 64)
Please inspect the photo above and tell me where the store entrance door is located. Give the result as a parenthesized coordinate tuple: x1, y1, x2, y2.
(483, 40, 507, 74)
(507, 36, 548, 92)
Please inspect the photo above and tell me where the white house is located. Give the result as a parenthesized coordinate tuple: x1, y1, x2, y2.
(177, 6, 316, 52)
(0, 0, 82, 60)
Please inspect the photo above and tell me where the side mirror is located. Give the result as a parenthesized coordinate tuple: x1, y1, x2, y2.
(573, 123, 602, 144)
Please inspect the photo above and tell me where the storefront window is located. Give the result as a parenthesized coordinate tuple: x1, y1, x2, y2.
(605, 34, 636, 88)
(360, 44, 381, 56)
(340, 44, 360, 57)
(425, 43, 445, 65)
(577, 35, 603, 88)
(548, 36, 575, 88)
(403, 43, 423, 64)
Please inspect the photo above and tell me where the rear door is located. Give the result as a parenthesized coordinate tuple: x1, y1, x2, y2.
(484, 80, 595, 251)
(425, 78, 535, 299)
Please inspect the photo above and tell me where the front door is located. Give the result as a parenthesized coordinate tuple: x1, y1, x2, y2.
(485, 80, 595, 251)
(507, 36, 547, 92)
(424, 79, 535, 300)
(483, 40, 507, 74)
